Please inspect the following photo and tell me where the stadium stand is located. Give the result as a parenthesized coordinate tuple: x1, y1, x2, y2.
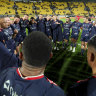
(53, 2, 72, 15)
(69, 2, 88, 16)
(0, 0, 15, 15)
(0, 0, 96, 16)
(86, 2, 96, 16)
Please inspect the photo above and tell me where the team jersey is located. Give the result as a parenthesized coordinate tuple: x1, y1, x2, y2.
(28, 23, 37, 34)
(81, 23, 92, 36)
(0, 68, 65, 96)
(67, 76, 96, 96)
(71, 21, 82, 35)
(3, 26, 14, 41)
(3, 26, 16, 52)
(90, 25, 96, 39)
(63, 23, 72, 34)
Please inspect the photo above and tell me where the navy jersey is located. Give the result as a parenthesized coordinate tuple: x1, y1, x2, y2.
(13, 23, 21, 45)
(45, 20, 52, 37)
(28, 23, 37, 34)
(0, 68, 65, 96)
(0, 41, 21, 73)
(71, 21, 82, 39)
(63, 23, 72, 40)
(67, 76, 96, 96)
(63, 23, 72, 34)
(3, 26, 16, 53)
(36, 18, 45, 33)
(89, 25, 96, 39)
(81, 23, 92, 42)
(20, 19, 29, 30)
(3, 27, 13, 41)
(72, 21, 82, 34)
(81, 23, 92, 36)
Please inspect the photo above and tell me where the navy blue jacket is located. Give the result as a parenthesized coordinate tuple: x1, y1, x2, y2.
(45, 20, 52, 36)
(0, 29, 8, 43)
(51, 20, 63, 42)
(71, 21, 82, 35)
(0, 42, 21, 73)
(0, 68, 65, 96)
(63, 23, 72, 34)
(67, 76, 96, 96)
(36, 18, 45, 33)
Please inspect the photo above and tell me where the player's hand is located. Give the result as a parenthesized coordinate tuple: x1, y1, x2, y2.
(14, 29, 18, 34)
(3, 40, 5, 44)
(12, 34, 17, 39)
(5, 44, 7, 48)
(56, 22, 60, 24)
(49, 36, 52, 40)
(34, 21, 37, 24)
(80, 27, 83, 29)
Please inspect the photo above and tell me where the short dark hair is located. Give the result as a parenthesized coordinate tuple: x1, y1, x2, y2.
(88, 18, 91, 21)
(24, 14, 29, 16)
(30, 17, 34, 20)
(22, 31, 52, 67)
(88, 35, 96, 49)
(14, 15, 20, 18)
(85, 16, 88, 19)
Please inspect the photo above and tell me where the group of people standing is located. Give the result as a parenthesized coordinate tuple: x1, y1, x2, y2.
(0, 14, 96, 57)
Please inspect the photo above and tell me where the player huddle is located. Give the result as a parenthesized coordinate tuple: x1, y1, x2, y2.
(0, 14, 96, 96)
(0, 14, 96, 56)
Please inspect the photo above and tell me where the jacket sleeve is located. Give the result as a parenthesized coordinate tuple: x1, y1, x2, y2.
(0, 42, 21, 72)
(51, 22, 59, 30)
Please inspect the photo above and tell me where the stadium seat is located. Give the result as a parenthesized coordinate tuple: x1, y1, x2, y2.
(0, 1, 96, 16)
